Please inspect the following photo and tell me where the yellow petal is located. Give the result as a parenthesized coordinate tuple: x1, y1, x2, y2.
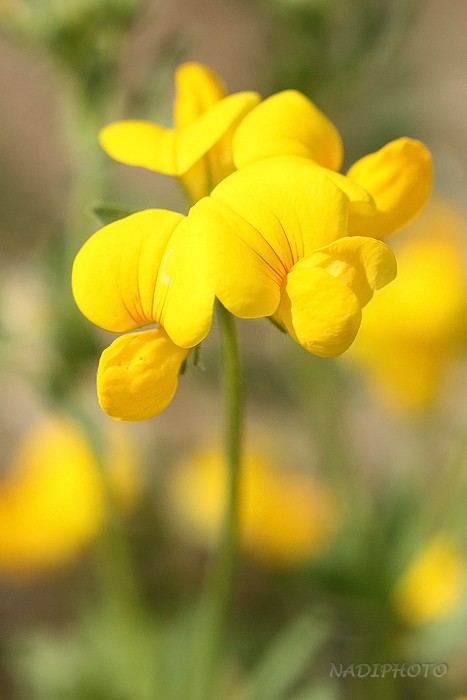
(275, 264, 362, 357)
(99, 93, 260, 178)
(99, 120, 177, 174)
(189, 196, 282, 318)
(307, 235, 397, 306)
(177, 89, 260, 203)
(174, 62, 256, 201)
(72, 209, 185, 332)
(153, 218, 215, 348)
(347, 138, 433, 239)
(97, 328, 188, 421)
(173, 62, 227, 128)
(316, 168, 376, 218)
(233, 90, 343, 171)
(175, 91, 260, 175)
(189, 158, 349, 318)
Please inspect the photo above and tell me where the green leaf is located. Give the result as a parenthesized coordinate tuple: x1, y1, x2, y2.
(240, 614, 329, 700)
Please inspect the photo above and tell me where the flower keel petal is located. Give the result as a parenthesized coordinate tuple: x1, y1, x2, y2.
(97, 329, 188, 421)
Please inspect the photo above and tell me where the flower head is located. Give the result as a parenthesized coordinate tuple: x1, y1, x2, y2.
(189, 157, 396, 357)
(75, 63, 433, 419)
(72, 208, 214, 420)
(392, 536, 465, 625)
(346, 202, 467, 410)
(99, 62, 260, 203)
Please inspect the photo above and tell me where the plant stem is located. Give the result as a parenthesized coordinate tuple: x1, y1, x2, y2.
(190, 301, 244, 700)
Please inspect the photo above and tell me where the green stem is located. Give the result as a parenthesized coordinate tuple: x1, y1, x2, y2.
(190, 301, 244, 700)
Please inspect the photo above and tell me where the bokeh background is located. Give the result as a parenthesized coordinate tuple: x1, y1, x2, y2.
(1, 1, 467, 698)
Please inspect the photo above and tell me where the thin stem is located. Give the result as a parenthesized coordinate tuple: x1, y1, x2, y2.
(189, 301, 244, 700)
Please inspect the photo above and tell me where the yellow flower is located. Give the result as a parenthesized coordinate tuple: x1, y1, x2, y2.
(99, 62, 260, 203)
(232, 90, 433, 239)
(345, 202, 467, 410)
(188, 157, 396, 357)
(72, 208, 214, 420)
(392, 536, 465, 625)
(77, 63, 431, 415)
(0, 416, 137, 576)
(167, 439, 338, 565)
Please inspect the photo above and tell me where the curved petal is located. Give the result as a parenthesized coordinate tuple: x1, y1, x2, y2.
(347, 138, 433, 239)
(275, 264, 362, 357)
(99, 93, 259, 178)
(211, 157, 349, 256)
(179, 91, 260, 202)
(188, 197, 283, 318)
(97, 328, 188, 421)
(306, 235, 397, 306)
(173, 62, 227, 128)
(176, 91, 260, 174)
(173, 62, 261, 201)
(315, 168, 375, 217)
(72, 209, 184, 332)
(99, 120, 177, 173)
(189, 158, 350, 318)
(153, 218, 215, 348)
(233, 90, 343, 171)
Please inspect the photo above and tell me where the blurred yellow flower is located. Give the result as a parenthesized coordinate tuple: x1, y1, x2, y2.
(0, 416, 138, 576)
(189, 157, 396, 357)
(167, 439, 338, 566)
(345, 202, 467, 410)
(99, 62, 260, 203)
(392, 536, 465, 625)
(72, 209, 214, 420)
(233, 91, 433, 239)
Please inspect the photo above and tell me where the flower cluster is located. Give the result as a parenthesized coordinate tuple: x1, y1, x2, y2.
(346, 201, 467, 411)
(167, 435, 339, 566)
(72, 62, 433, 421)
(392, 536, 465, 626)
(0, 416, 138, 575)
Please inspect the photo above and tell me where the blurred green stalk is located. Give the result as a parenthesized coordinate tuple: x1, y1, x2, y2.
(189, 301, 244, 700)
